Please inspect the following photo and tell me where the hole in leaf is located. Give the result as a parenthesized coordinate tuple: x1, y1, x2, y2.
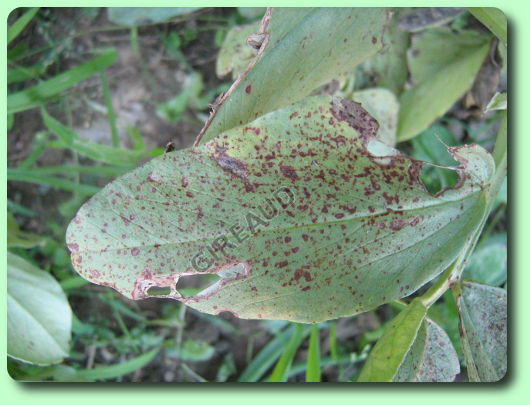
(146, 286, 172, 296)
(176, 273, 221, 298)
(419, 164, 459, 195)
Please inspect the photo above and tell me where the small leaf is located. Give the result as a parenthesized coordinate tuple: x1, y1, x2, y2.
(454, 281, 507, 381)
(485, 92, 507, 112)
(352, 88, 399, 146)
(358, 300, 427, 382)
(464, 234, 507, 286)
(66, 96, 495, 323)
(107, 7, 201, 26)
(197, 7, 388, 144)
(468, 8, 507, 46)
(171, 339, 215, 362)
(238, 7, 266, 20)
(398, 30, 490, 141)
(394, 318, 460, 382)
(216, 22, 260, 80)
(7, 252, 72, 365)
(7, 212, 45, 248)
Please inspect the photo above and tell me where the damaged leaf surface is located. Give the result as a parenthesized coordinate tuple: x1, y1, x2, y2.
(216, 22, 261, 80)
(67, 96, 494, 323)
(455, 281, 507, 381)
(197, 7, 388, 144)
(394, 318, 460, 382)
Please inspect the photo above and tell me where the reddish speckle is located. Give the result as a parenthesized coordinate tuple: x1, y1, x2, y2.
(67, 243, 80, 253)
(280, 164, 299, 180)
(186, 191, 194, 198)
(245, 84, 252, 94)
(131, 247, 140, 256)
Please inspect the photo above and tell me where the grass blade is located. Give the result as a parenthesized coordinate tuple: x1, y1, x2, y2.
(305, 324, 321, 382)
(7, 7, 40, 45)
(42, 109, 145, 165)
(8, 48, 117, 114)
(238, 324, 299, 382)
(75, 347, 159, 381)
(268, 323, 305, 382)
(99, 71, 120, 147)
(7, 169, 100, 195)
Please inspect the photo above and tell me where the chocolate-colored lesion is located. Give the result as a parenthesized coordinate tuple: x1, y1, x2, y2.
(330, 98, 379, 140)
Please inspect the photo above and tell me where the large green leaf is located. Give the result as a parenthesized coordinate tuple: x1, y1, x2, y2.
(454, 281, 507, 381)
(7, 252, 72, 365)
(66, 96, 494, 323)
(397, 30, 490, 141)
(196, 7, 388, 144)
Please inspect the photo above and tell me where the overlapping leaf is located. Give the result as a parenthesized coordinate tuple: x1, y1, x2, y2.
(455, 281, 507, 381)
(7, 252, 72, 365)
(197, 7, 388, 144)
(67, 95, 494, 323)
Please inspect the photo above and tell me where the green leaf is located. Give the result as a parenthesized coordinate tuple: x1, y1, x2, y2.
(7, 7, 40, 45)
(394, 318, 460, 382)
(239, 324, 302, 382)
(238, 7, 266, 20)
(464, 234, 507, 286)
(7, 48, 117, 114)
(7, 212, 45, 248)
(170, 339, 215, 362)
(358, 300, 427, 381)
(352, 88, 399, 146)
(107, 7, 200, 26)
(305, 324, 321, 382)
(468, 8, 507, 46)
(41, 109, 150, 166)
(454, 281, 507, 381)
(216, 22, 260, 80)
(427, 291, 463, 358)
(485, 92, 507, 112)
(197, 7, 388, 144)
(268, 323, 305, 382)
(398, 30, 490, 141)
(7, 252, 72, 365)
(355, 9, 410, 95)
(66, 96, 495, 323)
(75, 347, 159, 381)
